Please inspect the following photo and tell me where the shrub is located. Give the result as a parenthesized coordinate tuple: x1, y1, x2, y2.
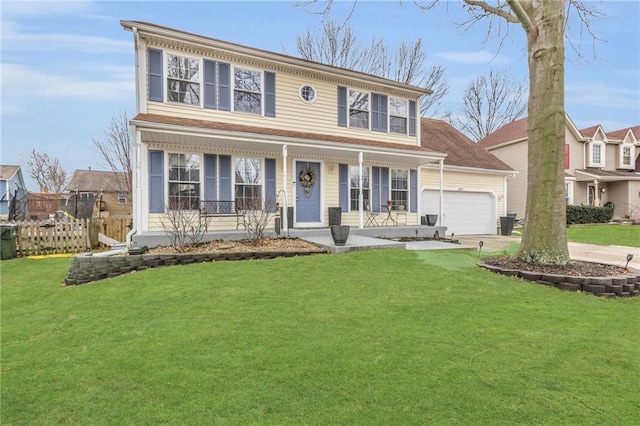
(567, 203, 614, 225)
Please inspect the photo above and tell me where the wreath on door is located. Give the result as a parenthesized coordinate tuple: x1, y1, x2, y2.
(299, 167, 316, 198)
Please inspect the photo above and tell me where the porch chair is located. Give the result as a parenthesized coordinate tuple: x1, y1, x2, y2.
(364, 203, 379, 227)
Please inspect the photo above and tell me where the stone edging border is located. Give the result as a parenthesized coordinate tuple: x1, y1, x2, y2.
(65, 249, 329, 286)
(478, 263, 640, 298)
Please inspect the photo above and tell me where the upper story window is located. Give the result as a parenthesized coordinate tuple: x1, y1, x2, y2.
(621, 144, 634, 168)
(118, 193, 128, 204)
(589, 142, 604, 167)
(389, 99, 408, 134)
(234, 68, 262, 114)
(349, 90, 369, 129)
(300, 85, 316, 103)
(167, 55, 200, 106)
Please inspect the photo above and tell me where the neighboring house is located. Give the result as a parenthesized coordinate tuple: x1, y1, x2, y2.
(0, 165, 27, 220)
(121, 21, 509, 240)
(420, 118, 515, 235)
(478, 116, 640, 220)
(67, 170, 132, 218)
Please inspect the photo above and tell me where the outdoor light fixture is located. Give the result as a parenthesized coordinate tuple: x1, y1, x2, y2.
(478, 240, 484, 258)
(275, 202, 280, 211)
(625, 254, 633, 269)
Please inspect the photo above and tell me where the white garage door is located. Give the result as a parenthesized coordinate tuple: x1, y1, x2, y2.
(422, 190, 496, 235)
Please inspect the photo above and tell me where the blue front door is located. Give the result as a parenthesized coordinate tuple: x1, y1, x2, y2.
(296, 162, 321, 223)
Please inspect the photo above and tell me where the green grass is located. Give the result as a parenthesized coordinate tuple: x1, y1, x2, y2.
(2, 251, 639, 425)
(567, 223, 640, 247)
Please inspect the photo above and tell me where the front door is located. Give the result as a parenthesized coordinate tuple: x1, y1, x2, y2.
(296, 161, 321, 224)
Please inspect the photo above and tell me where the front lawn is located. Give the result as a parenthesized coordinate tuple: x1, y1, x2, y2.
(567, 223, 640, 247)
(2, 251, 639, 424)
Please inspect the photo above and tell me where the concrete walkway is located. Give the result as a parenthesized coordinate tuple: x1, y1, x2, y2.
(304, 233, 640, 271)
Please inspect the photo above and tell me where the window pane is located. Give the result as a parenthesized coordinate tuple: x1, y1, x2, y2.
(235, 158, 262, 210)
(234, 68, 261, 92)
(167, 55, 199, 82)
(389, 98, 407, 116)
(390, 116, 407, 134)
(234, 91, 261, 114)
(168, 154, 200, 210)
(349, 91, 369, 111)
(349, 111, 369, 129)
(168, 80, 200, 105)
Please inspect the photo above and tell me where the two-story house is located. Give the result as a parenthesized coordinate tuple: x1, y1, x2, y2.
(122, 21, 512, 243)
(478, 116, 640, 220)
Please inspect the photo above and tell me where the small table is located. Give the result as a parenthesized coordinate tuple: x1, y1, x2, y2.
(382, 204, 397, 226)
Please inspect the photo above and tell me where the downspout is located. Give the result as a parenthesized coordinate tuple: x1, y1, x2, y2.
(503, 175, 509, 216)
(358, 151, 363, 229)
(439, 159, 444, 226)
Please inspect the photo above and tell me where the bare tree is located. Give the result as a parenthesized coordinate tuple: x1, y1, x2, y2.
(455, 70, 527, 141)
(296, 20, 449, 117)
(299, 0, 601, 265)
(92, 111, 132, 195)
(25, 149, 68, 193)
(160, 199, 211, 252)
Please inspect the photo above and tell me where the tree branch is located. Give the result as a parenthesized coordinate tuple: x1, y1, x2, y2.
(463, 0, 519, 24)
(506, 0, 533, 30)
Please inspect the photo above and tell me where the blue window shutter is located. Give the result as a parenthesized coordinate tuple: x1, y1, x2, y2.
(380, 95, 388, 132)
(337, 86, 347, 127)
(149, 150, 164, 213)
(204, 154, 217, 201)
(265, 158, 276, 210)
(381, 167, 389, 203)
(339, 164, 348, 211)
(204, 60, 217, 109)
(372, 167, 380, 211)
(148, 49, 163, 102)
(264, 71, 276, 117)
(371, 94, 380, 132)
(409, 100, 417, 136)
(219, 155, 232, 199)
(410, 169, 417, 213)
(218, 62, 231, 111)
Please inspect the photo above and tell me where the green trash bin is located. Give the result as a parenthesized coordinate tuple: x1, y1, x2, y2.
(1, 223, 18, 260)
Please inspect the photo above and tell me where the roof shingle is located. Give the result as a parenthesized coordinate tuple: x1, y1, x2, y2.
(476, 117, 528, 149)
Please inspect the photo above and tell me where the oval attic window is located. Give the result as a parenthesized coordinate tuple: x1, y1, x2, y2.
(299, 85, 316, 103)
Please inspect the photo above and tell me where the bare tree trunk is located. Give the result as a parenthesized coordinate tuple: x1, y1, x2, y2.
(516, 0, 570, 265)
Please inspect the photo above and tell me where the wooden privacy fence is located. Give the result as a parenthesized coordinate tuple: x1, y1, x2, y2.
(98, 217, 132, 242)
(14, 219, 100, 256)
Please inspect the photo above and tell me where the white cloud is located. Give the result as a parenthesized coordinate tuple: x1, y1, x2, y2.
(2, 0, 94, 17)
(566, 80, 640, 110)
(1, 20, 130, 53)
(435, 50, 509, 65)
(1, 63, 134, 108)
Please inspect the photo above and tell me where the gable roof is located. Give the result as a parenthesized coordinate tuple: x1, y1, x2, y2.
(67, 170, 129, 193)
(579, 124, 602, 138)
(421, 118, 513, 171)
(0, 165, 20, 181)
(476, 117, 528, 149)
(607, 125, 640, 141)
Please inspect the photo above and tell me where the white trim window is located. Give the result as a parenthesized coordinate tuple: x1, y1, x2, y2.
(168, 153, 200, 210)
(234, 158, 263, 210)
(167, 54, 200, 106)
(389, 98, 408, 134)
(299, 85, 316, 103)
(349, 90, 369, 129)
(234, 67, 262, 114)
(589, 142, 604, 167)
(564, 181, 574, 205)
(350, 166, 370, 211)
(621, 144, 634, 168)
(117, 193, 128, 204)
(391, 169, 408, 208)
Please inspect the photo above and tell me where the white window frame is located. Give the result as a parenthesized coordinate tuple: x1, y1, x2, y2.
(233, 66, 263, 115)
(620, 143, 634, 168)
(389, 98, 408, 135)
(233, 157, 264, 210)
(349, 165, 370, 211)
(166, 52, 201, 107)
(348, 89, 370, 129)
(589, 141, 604, 167)
(167, 152, 201, 211)
(299, 84, 317, 103)
(564, 181, 574, 205)
(390, 168, 409, 208)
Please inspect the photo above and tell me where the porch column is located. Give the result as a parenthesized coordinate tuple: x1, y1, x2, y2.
(359, 151, 364, 229)
(282, 145, 288, 233)
(594, 179, 600, 207)
(439, 159, 444, 226)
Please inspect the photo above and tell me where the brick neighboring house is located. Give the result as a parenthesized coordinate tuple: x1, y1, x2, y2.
(478, 116, 640, 220)
(67, 170, 132, 218)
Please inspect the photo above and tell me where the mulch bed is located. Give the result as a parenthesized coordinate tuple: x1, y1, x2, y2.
(482, 256, 629, 277)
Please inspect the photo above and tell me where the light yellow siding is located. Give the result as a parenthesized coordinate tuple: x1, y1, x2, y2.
(144, 42, 420, 147)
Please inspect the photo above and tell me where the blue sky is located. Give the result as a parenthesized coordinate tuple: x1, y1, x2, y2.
(2, 0, 639, 191)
